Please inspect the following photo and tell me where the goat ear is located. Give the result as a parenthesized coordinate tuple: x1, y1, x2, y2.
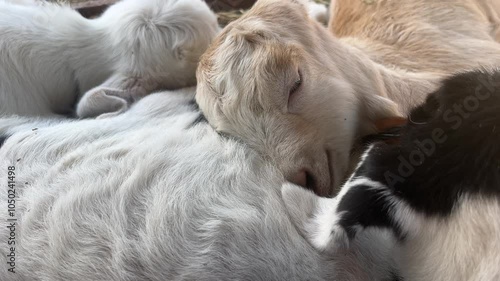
(364, 95, 402, 120)
(361, 94, 403, 133)
(76, 87, 128, 119)
(281, 182, 320, 234)
(375, 117, 407, 133)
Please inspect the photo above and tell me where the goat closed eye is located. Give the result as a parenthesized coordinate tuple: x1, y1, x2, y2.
(288, 70, 302, 105)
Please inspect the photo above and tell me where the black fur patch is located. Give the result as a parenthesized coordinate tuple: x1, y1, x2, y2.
(337, 184, 404, 240)
(354, 70, 500, 217)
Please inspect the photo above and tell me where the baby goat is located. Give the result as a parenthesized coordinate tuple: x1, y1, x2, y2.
(283, 69, 500, 281)
(196, 0, 500, 197)
(0, 0, 219, 118)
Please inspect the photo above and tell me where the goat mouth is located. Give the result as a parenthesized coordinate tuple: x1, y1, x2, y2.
(304, 170, 317, 193)
(326, 150, 335, 196)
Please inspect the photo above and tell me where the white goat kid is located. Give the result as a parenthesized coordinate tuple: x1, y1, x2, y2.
(0, 88, 396, 281)
(283, 69, 500, 281)
(0, 0, 219, 118)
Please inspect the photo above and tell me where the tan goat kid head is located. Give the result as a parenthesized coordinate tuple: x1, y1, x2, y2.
(196, 0, 402, 196)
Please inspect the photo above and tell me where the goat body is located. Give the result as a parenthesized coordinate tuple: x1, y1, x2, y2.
(0, 88, 396, 281)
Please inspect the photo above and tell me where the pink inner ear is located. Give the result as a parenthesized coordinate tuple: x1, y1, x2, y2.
(375, 117, 408, 133)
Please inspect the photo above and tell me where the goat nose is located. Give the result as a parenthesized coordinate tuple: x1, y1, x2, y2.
(290, 169, 307, 188)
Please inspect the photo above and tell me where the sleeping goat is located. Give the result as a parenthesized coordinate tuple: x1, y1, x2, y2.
(283, 69, 500, 281)
(0, 88, 398, 280)
(0, 0, 219, 118)
(196, 0, 500, 197)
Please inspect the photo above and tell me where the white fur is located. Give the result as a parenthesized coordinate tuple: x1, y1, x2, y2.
(281, 183, 398, 280)
(283, 174, 500, 281)
(306, 0, 329, 25)
(3, 0, 39, 5)
(0, 89, 395, 280)
(396, 197, 500, 281)
(308, 196, 343, 251)
(300, 177, 388, 251)
(0, 0, 219, 118)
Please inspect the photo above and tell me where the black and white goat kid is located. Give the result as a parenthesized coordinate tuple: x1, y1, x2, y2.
(283, 69, 500, 281)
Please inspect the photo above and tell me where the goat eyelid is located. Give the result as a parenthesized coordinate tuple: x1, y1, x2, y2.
(288, 70, 302, 98)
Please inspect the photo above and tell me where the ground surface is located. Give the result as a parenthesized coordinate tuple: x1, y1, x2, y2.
(47, 0, 329, 25)
(49, 0, 256, 11)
